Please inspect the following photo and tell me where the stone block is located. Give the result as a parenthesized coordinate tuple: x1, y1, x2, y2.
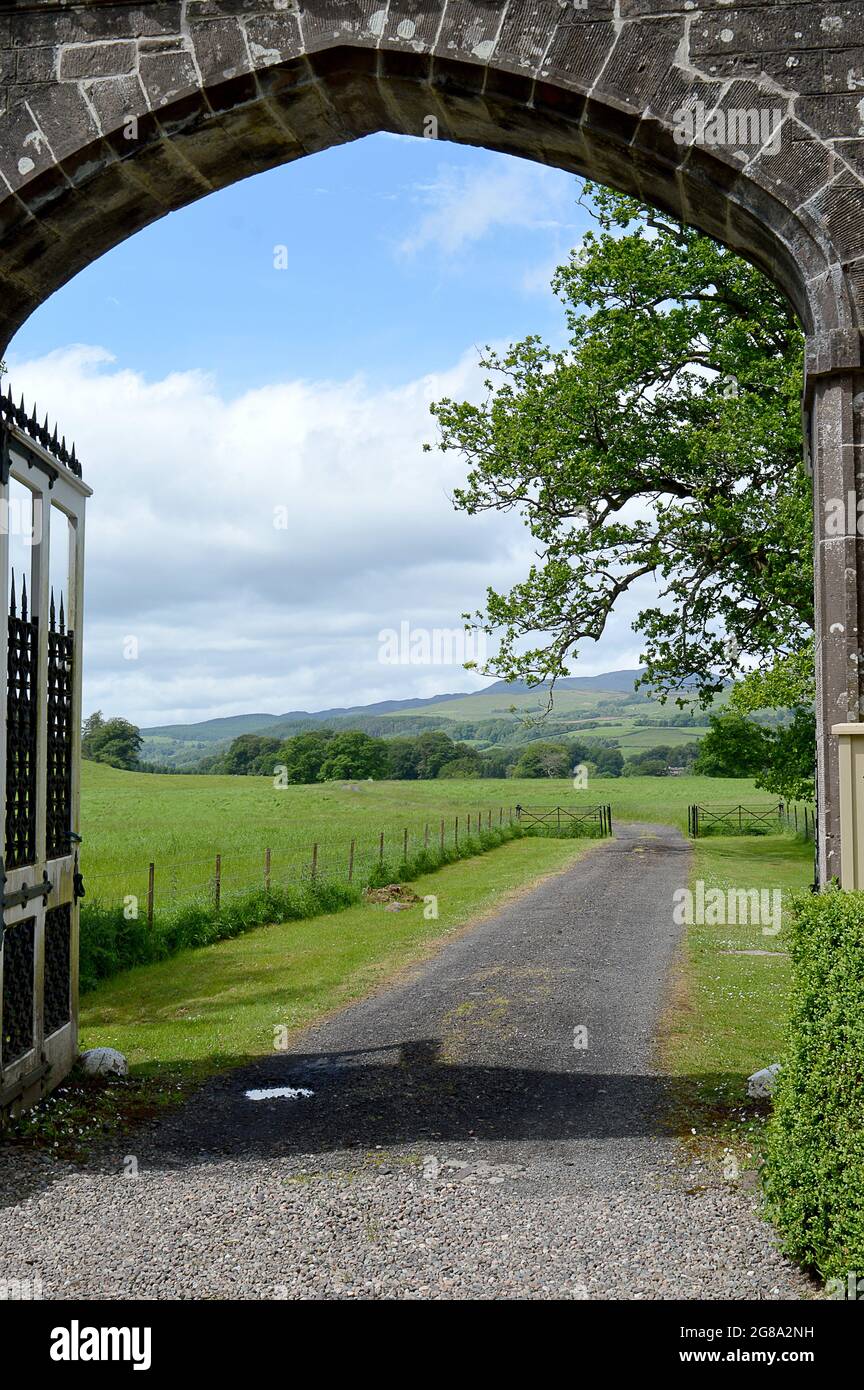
(60, 41, 136, 82)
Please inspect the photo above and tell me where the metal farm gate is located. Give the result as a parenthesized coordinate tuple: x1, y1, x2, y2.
(0, 392, 90, 1115)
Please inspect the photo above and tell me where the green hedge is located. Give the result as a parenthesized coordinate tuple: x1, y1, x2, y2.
(763, 886, 864, 1280)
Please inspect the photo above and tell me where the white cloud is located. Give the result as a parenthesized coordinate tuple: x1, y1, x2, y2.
(6, 344, 651, 727)
(397, 158, 577, 257)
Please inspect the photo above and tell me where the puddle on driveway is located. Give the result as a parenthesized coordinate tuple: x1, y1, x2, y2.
(245, 1087, 315, 1102)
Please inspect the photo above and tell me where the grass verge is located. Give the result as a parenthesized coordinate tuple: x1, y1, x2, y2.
(659, 832, 815, 1165)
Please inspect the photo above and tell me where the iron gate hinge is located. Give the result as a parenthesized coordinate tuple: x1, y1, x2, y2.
(0, 857, 53, 950)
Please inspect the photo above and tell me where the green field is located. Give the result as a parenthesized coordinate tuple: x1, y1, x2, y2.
(580, 723, 703, 750)
(385, 688, 658, 722)
(81, 761, 789, 907)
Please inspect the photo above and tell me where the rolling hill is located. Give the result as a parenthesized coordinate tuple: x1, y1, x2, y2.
(137, 669, 718, 767)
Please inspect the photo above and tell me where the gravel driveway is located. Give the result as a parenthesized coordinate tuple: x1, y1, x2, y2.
(0, 824, 815, 1300)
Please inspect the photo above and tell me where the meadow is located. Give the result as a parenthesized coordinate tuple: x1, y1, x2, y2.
(80, 762, 785, 908)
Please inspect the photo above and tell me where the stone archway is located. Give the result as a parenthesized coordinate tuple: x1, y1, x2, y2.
(0, 1, 862, 880)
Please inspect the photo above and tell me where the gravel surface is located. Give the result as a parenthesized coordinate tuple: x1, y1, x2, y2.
(0, 824, 816, 1300)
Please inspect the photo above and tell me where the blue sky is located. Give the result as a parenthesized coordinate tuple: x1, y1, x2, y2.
(5, 135, 650, 727)
(12, 136, 585, 392)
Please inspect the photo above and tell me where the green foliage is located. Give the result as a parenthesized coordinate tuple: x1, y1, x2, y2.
(436, 756, 481, 779)
(729, 647, 816, 801)
(365, 823, 523, 887)
(317, 730, 389, 781)
(219, 733, 281, 775)
(429, 184, 809, 705)
(278, 730, 333, 783)
(411, 729, 473, 779)
(210, 724, 501, 782)
(763, 888, 864, 1280)
(754, 709, 816, 803)
(592, 747, 624, 778)
(624, 742, 700, 775)
(693, 705, 815, 800)
(731, 640, 816, 714)
(634, 758, 666, 777)
(81, 712, 143, 771)
(694, 711, 767, 777)
(512, 741, 573, 778)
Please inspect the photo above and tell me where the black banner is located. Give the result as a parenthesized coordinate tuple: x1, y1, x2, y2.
(2, 1296, 854, 1375)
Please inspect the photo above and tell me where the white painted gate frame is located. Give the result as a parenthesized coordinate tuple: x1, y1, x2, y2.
(0, 423, 90, 1113)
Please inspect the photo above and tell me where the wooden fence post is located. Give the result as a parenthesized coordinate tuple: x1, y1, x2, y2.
(348, 839, 355, 883)
(424, 822, 429, 849)
(467, 813, 471, 837)
(455, 815, 459, 847)
(379, 831, 384, 864)
(403, 827, 408, 862)
(440, 818, 445, 851)
(147, 862, 154, 929)
(214, 854, 221, 909)
(264, 847, 271, 891)
(311, 843, 318, 881)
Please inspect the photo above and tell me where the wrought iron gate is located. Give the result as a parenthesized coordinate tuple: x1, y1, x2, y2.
(0, 391, 90, 1115)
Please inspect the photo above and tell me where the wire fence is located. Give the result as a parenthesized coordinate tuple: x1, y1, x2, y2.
(84, 805, 527, 922)
(779, 802, 817, 843)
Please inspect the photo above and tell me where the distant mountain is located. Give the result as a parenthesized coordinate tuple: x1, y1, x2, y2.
(142, 690, 477, 744)
(140, 670, 649, 744)
(482, 669, 646, 695)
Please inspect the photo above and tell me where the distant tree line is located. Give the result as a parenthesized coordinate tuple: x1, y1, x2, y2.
(624, 742, 701, 776)
(181, 707, 656, 750)
(193, 727, 708, 783)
